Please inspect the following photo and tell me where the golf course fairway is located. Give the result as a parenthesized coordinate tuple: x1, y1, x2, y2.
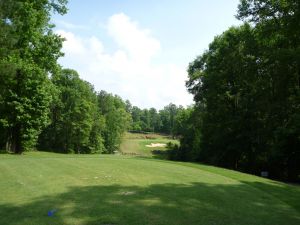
(0, 152, 299, 225)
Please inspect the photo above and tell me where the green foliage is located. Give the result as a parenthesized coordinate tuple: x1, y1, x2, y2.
(129, 103, 184, 136)
(179, 0, 300, 181)
(0, 0, 131, 155)
(97, 91, 131, 153)
(173, 106, 203, 161)
(0, 0, 67, 153)
(38, 69, 105, 153)
(38, 71, 132, 154)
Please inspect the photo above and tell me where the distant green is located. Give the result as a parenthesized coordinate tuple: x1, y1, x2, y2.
(120, 132, 179, 157)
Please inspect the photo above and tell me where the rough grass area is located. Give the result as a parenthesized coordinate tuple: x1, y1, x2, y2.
(119, 132, 179, 157)
(0, 152, 299, 225)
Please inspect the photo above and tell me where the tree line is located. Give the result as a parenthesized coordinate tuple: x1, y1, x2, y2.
(37, 69, 132, 154)
(1, 0, 299, 182)
(0, 0, 183, 154)
(128, 103, 186, 137)
(0, 1, 122, 154)
(170, 0, 300, 182)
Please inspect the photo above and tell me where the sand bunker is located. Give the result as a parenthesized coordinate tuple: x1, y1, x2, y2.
(146, 143, 167, 148)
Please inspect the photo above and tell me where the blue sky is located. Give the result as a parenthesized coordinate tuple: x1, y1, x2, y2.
(52, 0, 241, 109)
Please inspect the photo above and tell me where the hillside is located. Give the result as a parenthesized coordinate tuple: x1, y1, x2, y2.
(0, 152, 299, 225)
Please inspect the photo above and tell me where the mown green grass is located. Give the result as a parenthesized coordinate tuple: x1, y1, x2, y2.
(120, 132, 179, 157)
(0, 152, 299, 225)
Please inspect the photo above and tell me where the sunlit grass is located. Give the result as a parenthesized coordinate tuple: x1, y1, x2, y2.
(0, 152, 299, 225)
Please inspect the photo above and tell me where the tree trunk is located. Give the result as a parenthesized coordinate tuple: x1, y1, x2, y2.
(11, 123, 22, 154)
(5, 131, 12, 152)
(10, 69, 23, 154)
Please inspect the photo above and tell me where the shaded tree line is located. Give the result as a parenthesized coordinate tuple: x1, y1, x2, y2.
(38, 69, 131, 154)
(172, 0, 300, 182)
(0, 0, 68, 153)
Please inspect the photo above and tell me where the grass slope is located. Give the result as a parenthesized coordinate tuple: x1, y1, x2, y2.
(0, 152, 299, 225)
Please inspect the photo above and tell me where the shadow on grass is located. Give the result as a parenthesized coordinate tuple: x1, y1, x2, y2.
(0, 150, 10, 154)
(1, 181, 299, 225)
(151, 149, 168, 160)
(239, 180, 300, 214)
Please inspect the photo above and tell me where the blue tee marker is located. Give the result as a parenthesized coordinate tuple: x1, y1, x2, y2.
(47, 209, 57, 217)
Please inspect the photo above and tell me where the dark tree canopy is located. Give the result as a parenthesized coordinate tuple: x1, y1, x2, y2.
(0, 0, 67, 153)
(175, 0, 300, 181)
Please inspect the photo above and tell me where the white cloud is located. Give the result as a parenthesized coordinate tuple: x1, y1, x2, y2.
(57, 30, 86, 54)
(56, 13, 193, 109)
(107, 13, 161, 64)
